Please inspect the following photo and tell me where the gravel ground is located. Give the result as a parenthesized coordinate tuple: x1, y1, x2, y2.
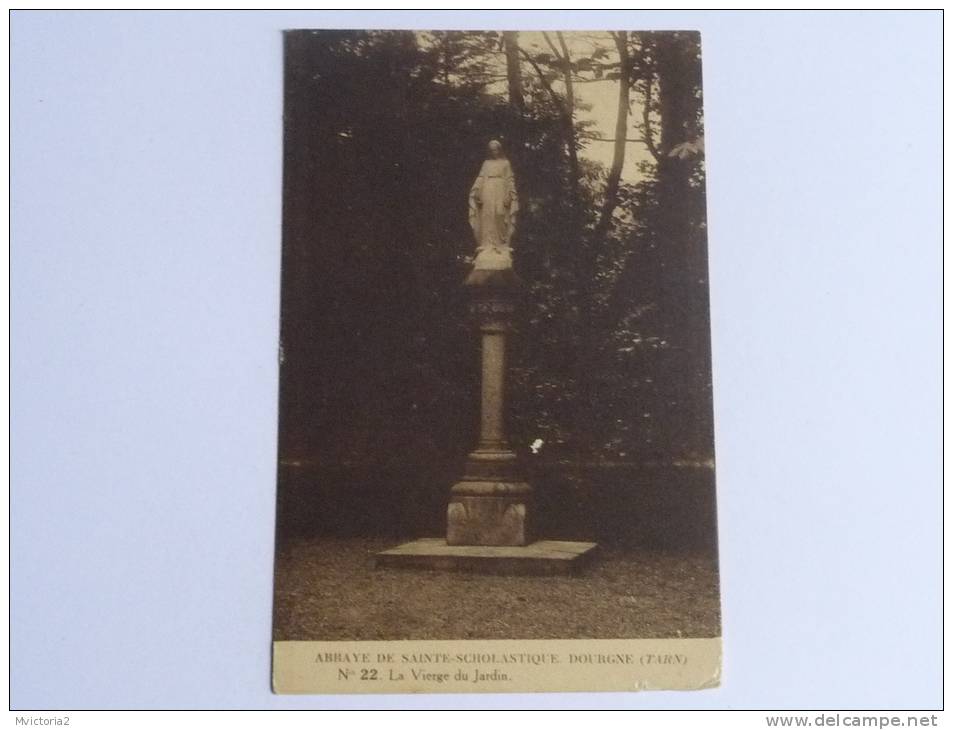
(273, 537, 721, 641)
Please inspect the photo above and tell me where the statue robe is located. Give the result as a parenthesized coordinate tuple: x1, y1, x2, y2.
(469, 158, 518, 256)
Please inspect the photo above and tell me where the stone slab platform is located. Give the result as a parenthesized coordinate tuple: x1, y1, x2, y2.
(375, 538, 598, 575)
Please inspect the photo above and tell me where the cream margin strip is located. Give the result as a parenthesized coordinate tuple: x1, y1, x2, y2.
(273, 637, 721, 694)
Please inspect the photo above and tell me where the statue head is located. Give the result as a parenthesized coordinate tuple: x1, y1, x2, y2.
(487, 139, 504, 159)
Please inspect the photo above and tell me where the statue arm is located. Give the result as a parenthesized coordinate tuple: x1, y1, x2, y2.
(505, 162, 518, 213)
(470, 163, 488, 198)
(470, 175, 483, 201)
(469, 166, 485, 232)
(503, 162, 518, 246)
(469, 165, 486, 228)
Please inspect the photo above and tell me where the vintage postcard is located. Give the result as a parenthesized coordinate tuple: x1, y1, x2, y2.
(272, 29, 721, 694)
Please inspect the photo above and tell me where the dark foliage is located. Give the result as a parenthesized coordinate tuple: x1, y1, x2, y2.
(278, 30, 715, 533)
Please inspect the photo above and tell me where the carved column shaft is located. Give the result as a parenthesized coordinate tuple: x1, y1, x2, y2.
(479, 325, 506, 450)
(447, 269, 532, 547)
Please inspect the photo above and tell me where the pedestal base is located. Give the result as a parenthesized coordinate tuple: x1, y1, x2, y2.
(375, 538, 598, 575)
(447, 489, 532, 546)
(448, 446, 532, 546)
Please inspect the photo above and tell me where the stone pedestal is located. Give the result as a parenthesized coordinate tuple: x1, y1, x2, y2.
(446, 267, 531, 546)
(375, 263, 597, 574)
(377, 539, 598, 575)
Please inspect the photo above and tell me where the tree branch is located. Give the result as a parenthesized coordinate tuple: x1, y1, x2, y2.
(554, 31, 582, 223)
(541, 31, 563, 64)
(556, 32, 574, 95)
(593, 31, 630, 240)
(517, 42, 581, 223)
(518, 46, 563, 109)
(641, 77, 660, 161)
(554, 32, 576, 123)
(586, 136, 649, 143)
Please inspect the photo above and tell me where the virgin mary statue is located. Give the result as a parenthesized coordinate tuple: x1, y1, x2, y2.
(469, 139, 518, 270)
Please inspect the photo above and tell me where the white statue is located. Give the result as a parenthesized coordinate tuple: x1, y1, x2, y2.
(469, 140, 518, 270)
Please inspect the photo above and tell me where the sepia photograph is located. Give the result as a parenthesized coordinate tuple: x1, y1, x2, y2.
(272, 28, 721, 694)
(9, 8, 942, 717)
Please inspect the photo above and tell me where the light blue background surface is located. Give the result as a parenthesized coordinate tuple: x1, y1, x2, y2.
(11, 10, 942, 709)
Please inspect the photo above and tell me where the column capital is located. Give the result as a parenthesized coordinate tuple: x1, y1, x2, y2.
(465, 266, 522, 331)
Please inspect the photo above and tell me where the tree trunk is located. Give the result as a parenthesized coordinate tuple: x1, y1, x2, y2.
(653, 32, 711, 453)
(573, 31, 630, 459)
(553, 32, 581, 205)
(593, 31, 630, 243)
(502, 32, 524, 110)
